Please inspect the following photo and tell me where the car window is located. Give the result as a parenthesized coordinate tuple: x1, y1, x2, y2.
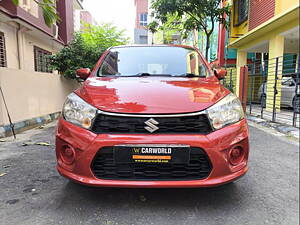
(97, 46, 211, 77)
(187, 51, 209, 77)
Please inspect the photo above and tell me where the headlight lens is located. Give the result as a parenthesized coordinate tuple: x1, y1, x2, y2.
(62, 93, 97, 129)
(206, 93, 244, 130)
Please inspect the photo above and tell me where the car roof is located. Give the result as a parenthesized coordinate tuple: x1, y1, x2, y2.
(110, 44, 197, 50)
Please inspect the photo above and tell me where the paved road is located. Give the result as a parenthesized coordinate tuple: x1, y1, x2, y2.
(0, 122, 299, 225)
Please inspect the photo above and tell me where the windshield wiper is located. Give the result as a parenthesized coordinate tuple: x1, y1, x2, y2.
(178, 73, 206, 78)
(136, 73, 152, 76)
(101, 73, 206, 78)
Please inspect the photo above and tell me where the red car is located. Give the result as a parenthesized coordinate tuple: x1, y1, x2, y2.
(56, 45, 249, 188)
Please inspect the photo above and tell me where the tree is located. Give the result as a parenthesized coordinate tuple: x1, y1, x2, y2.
(150, 0, 230, 60)
(80, 23, 130, 50)
(148, 14, 187, 44)
(49, 23, 129, 80)
(11, 0, 59, 27)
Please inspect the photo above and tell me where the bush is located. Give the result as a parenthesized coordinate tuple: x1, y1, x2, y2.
(50, 23, 129, 80)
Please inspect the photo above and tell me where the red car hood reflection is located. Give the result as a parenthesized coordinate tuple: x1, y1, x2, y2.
(76, 77, 230, 114)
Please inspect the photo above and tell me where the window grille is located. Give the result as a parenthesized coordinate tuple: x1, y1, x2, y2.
(34, 46, 52, 73)
(0, 32, 7, 68)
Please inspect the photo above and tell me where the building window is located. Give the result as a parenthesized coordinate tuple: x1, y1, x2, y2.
(140, 13, 148, 26)
(233, 0, 248, 26)
(34, 46, 52, 73)
(139, 35, 148, 44)
(0, 32, 7, 67)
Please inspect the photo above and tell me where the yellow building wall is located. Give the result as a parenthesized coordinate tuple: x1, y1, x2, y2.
(266, 35, 284, 112)
(229, 20, 249, 44)
(229, 0, 299, 45)
(275, 0, 299, 15)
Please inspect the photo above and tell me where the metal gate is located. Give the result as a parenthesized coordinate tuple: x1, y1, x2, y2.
(224, 54, 300, 128)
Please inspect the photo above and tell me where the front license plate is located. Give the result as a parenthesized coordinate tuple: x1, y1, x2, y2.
(114, 144, 190, 164)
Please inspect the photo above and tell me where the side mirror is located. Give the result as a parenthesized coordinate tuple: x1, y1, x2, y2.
(214, 68, 227, 80)
(76, 68, 91, 80)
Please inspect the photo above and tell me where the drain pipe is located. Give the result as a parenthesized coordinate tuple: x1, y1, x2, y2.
(16, 23, 21, 69)
(16, 23, 27, 69)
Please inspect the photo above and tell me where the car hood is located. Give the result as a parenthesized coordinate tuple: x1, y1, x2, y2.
(76, 76, 230, 114)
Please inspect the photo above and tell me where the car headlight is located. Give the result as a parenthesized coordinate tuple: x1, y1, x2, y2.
(62, 93, 97, 129)
(206, 93, 244, 130)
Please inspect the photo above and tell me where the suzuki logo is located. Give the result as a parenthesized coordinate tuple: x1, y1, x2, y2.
(144, 118, 159, 133)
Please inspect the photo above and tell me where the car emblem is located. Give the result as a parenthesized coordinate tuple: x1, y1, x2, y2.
(144, 118, 159, 133)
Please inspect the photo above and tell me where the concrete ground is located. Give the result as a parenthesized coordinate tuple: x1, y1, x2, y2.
(0, 122, 299, 225)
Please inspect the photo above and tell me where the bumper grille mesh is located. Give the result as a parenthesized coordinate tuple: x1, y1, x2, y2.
(91, 147, 212, 181)
(91, 114, 212, 134)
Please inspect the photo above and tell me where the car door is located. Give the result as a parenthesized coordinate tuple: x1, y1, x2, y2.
(281, 78, 295, 107)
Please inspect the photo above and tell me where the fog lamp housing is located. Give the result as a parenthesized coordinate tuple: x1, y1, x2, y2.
(228, 146, 244, 165)
(61, 145, 76, 165)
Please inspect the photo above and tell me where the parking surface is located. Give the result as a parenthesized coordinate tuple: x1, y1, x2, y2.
(0, 122, 299, 225)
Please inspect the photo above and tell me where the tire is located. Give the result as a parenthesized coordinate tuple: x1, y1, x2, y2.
(260, 94, 266, 108)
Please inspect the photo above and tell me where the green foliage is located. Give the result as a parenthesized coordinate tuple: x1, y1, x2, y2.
(11, 0, 19, 5)
(39, 0, 60, 27)
(148, 20, 159, 34)
(49, 23, 129, 80)
(81, 23, 130, 50)
(11, 0, 59, 27)
(150, 0, 230, 59)
(148, 14, 187, 44)
(49, 33, 97, 80)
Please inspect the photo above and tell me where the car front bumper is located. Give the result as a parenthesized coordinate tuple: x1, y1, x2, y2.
(55, 118, 249, 188)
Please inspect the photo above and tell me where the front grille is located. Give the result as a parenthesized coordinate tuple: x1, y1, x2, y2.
(91, 114, 212, 134)
(91, 147, 212, 181)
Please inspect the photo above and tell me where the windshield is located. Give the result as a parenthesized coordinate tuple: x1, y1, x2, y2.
(97, 46, 211, 77)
